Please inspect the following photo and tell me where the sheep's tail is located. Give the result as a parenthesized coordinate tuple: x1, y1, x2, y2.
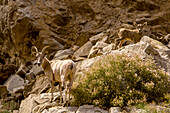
(69, 63, 73, 70)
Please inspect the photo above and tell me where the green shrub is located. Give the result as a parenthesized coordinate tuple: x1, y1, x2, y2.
(72, 54, 169, 108)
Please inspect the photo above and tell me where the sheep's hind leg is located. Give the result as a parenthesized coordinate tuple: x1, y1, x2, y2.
(59, 82, 63, 104)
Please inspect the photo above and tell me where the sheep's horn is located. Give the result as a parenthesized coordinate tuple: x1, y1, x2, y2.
(41, 46, 50, 53)
(32, 46, 38, 53)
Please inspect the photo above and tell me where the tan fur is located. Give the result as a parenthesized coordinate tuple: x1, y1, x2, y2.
(32, 46, 76, 105)
(115, 22, 147, 49)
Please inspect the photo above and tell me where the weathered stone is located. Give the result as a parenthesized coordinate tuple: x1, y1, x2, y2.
(74, 41, 93, 58)
(30, 65, 44, 76)
(88, 41, 108, 58)
(19, 93, 63, 113)
(4, 75, 24, 93)
(42, 37, 64, 51)
(43, 106, 78, 113)
(73, 56, 87, 62)
(103, 43, 115, 53)
(12, 86, 24, 94)
(109, 107, 122, 113)
(76, 105, 95, 113)
(76, 105, 108, 113)
(23, 75, 50, 97)
(71, 45, 80, 52)
(13, 110, 19, 113)
(94, 107, 108, 113)
(53, 49, 74, 60)
(90, 33, 104, 45)
(0, 64, 17, 84)
(75, 56, 100, 78)
(19, 94, 39, 113)
(0, 85, 8, 99)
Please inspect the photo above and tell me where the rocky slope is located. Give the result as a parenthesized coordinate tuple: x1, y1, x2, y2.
(0, 0, 170, 112)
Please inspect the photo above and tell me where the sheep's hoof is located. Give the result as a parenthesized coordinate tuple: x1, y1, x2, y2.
(63, 102, 67, 107)
(50, 98, 53, 103)
(63, 101, 70, 107)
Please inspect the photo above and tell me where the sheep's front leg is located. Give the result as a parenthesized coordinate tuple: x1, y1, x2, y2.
(50, 79, 54, 103)
(118, 39, 126, 49)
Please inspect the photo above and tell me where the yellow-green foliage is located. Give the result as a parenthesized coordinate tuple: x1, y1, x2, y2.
(72, 54, 169, 108)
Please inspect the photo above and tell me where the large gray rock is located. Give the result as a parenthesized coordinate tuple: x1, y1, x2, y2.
(74, 41, 93, 58)
(53, 49, 74, 60)
(4, 74, 24, 93)
(0, 64, 17, 84)
(75, 56, 100, 78)
(19, 92, 63, 113)
(109, 107, 122, 113)
(23, 75, 51, 97)
(42, 106, 78, 113)
(88, 41, 108, 58)
(76, 105, 108, 113)
(89, 32, 106, 44)
(103, 43, 115, 53)
(30, 65, 44, 76)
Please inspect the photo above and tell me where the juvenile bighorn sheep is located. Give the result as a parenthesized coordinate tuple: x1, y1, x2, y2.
(115, 22, 147, 49)
(32, 46, 76, 105)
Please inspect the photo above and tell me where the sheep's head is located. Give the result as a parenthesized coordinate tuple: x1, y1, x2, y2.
(32, 46, 49, 66)
(133, 22, 147, 32)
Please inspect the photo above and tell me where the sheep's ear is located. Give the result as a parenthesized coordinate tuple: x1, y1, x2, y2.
(133, 22, 137, 26)
(143, 22, 147, 26)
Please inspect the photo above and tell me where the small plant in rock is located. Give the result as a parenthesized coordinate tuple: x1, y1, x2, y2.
(72, 54, 169, 108)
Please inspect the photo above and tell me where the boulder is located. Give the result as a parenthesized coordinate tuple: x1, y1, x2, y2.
(88, 41, 108, 58)
(19, 94, 39, 113)
(53, 49, 74, 60)
(30, 65, 44, 76)
(76, 105, 108, 113)
(89, 32, 110, 45)
(4, 74, 24, 93)
(90, 33, 104, 45)
(75, 56, 100, 79)
(41, 106, 78, 113)
(19, 93, 63, 113)
(109, 107, 122, 113)
(0, 64, 17, 84)
(74, 41, 93, 58)
(103, 43, 115, 53)
(23, 75, 51, 97)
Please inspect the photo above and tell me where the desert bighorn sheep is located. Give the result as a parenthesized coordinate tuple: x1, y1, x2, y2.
(115, 22, 147, 49)
(32, 46, 76, 105)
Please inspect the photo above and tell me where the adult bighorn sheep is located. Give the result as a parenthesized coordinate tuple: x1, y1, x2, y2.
(32, 46, 76, 105)
(115, 22, 147, 49)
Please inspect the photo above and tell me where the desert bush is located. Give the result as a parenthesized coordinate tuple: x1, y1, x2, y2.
(72, 54, 169, 108)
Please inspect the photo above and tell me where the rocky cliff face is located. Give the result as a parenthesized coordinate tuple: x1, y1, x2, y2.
(0, 0, 169, 65)
(0, 0, 170, 112)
